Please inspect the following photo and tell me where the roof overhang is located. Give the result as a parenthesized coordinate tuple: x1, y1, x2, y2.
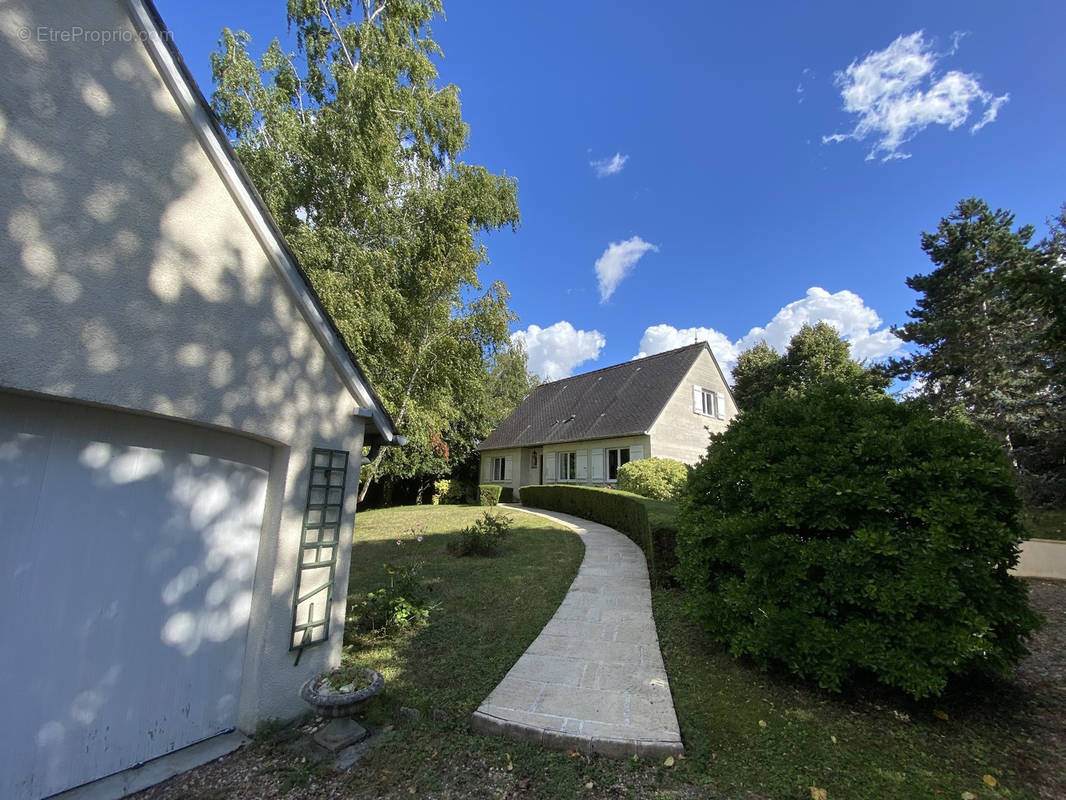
(478, 431, 650, 452)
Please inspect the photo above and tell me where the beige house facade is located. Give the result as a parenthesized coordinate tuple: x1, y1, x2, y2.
(479, 343, 736, 498)
(0, 2, 399, 797)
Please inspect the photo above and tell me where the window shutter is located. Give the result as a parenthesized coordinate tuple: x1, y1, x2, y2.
(504, 456, 513, 481)
(715, 392, 726, 419)
(590, 448, 604, 481)
(544, 452, 556, 483)
(482, 456, 491, 482)
(630, 444, 644, 461)
(576, 450, 588, 482)
(693, 385, 703, 413)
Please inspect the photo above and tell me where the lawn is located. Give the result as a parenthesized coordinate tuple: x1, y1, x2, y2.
(1024, 508, 1066, 541)
(340, 504, 585, 719)
(136, 504, 1065, 800)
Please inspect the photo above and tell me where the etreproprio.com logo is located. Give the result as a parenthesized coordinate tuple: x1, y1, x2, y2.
(18, 26, 174, 44)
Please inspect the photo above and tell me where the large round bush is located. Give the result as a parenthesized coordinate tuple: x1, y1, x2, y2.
(618, 457, 689, 501)
(676, 382, 1041, 699)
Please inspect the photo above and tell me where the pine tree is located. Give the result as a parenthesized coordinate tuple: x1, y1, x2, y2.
(893, 198, 1066, 505)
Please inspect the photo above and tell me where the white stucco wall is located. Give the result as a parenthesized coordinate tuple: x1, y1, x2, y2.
(0, 0, 371, 729)
(480, 447, 522, 497)
(648, 348, 736, 465)
(540, 435, 653, 486)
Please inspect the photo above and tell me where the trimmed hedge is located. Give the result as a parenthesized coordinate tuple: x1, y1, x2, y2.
(499, 487, 515, 503)
(519, 484, 678, 586)
(478, 484, 502, 506)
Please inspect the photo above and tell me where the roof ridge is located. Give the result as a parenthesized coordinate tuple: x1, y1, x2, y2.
(534, 341, 707, 388)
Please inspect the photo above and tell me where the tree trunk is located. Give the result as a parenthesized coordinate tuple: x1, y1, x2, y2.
(356, 307, 442, 502)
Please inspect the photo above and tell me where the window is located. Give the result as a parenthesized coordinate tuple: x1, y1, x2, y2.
(700, 388, 717, 417)
(530, 451, 539, 469)
(607, 447, 631, 481)
(291, 448, 348, 651)
(558, 451, 578, 481)
(492, 456, 507, 481)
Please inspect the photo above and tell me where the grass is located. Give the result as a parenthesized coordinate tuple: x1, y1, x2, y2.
(652, 587, 1063, 800)
(334, 505, 1061, 799)
(1024, 508, 1066, 541)
(340, 505, 584, 718)
(143, 504, 1063, 799)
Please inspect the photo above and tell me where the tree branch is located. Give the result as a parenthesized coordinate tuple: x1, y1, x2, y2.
(320, 0, 358, 74)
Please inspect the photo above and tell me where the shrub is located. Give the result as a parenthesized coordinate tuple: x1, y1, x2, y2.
(676, 381, 1043, 699)
(479, 484, 502, 506)
(519, 484, 678, 586)
(348, 560, 431, 634)
(433, 479, 468, 505)
(499, 487, 515, 503)
(447, 510, 512, 556)
(618, 457, 689, 501)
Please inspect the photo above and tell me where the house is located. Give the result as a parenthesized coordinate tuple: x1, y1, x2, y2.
(0, 2, 401, 798)
(478, 342, 736, 496)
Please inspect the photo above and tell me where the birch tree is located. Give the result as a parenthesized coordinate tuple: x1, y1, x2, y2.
(210, 0, 521, 499)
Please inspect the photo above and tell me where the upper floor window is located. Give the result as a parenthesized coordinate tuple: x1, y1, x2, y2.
(700, 388, 718, 417)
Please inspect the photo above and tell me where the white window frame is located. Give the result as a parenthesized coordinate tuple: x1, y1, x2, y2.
(606, 447, 631, 482)
(558, 451, 578, 481)
(699, 388, 718, 417)
(492, 456, 507, 481)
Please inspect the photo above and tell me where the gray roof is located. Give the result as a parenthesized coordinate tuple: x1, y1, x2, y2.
(479, 342, 710, 450)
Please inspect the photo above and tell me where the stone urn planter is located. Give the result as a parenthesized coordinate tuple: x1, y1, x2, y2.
(299, 667, 384, 751)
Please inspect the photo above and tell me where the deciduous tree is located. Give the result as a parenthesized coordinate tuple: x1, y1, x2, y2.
(210, 0, 521, 499)
(732, 323, 887, 411)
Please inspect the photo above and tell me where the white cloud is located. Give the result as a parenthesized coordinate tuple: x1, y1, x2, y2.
(511, 321, 605, 381)
(636, 325, 740, 379)
(796, 67, 814, 104)
(595, 236, 658, 303)
(636, 287, 903, 382)
(823, 31, 1008, 161)
(590, 152, 629, 177)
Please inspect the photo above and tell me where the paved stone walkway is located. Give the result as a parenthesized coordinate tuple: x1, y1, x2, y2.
(470, 506, 683, 758)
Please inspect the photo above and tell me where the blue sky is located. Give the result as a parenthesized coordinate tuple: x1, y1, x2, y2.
(159, 0, 1066, 381)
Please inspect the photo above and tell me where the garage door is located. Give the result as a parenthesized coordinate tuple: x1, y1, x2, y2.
(0, 393, 271, 800)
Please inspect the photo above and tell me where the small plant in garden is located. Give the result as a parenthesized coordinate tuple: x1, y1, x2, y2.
(317, 664, 376, 694)
(347, 531, 434, 635)
(447, 509, 513, 556)
(617, 457, 689, 501)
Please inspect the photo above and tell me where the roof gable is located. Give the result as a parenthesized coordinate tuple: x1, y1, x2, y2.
(480, 343, 710, 450)
(129, 0, 398, 445)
